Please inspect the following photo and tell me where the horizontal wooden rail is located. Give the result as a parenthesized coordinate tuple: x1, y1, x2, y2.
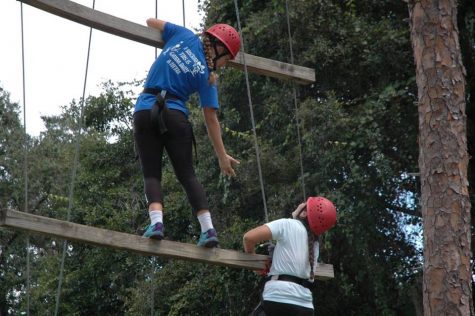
(20, 0, 315, 84)
(0, 210, 334, 279)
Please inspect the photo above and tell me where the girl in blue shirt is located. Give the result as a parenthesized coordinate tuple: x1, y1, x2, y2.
(135, 19, 241, 247)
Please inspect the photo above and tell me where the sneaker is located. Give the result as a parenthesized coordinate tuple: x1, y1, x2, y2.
(142, 222, 164, 240)
(197, 228, 219, 248)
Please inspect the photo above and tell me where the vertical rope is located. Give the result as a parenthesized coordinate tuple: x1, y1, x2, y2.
(285, 0, 306, 201)
(232, 0, 269, 222)
(285, 0, 318, 268)
(154, 0, 158, 59)
(54, 1, 95, 314)
(182, 0, 186, 27)
(150, 2, 159, 315)
(19, 3, 30, 315)
(149, 257, 154, 316)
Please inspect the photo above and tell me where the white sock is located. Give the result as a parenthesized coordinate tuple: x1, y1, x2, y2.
(197, 212, 214, 233)
(149, 210, 163, 225)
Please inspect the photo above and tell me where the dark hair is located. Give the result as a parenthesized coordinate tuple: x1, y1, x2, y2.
(202, 34, 218, 85)
(298, 208, 318, 281)
(305, 220, 317, 280)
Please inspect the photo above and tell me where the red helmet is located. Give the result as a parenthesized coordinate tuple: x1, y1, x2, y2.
(205, 24, 241, 59)
(306, 196, 337, 235)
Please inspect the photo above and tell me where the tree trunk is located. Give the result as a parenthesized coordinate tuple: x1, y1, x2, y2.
(407, 0, 472, 315)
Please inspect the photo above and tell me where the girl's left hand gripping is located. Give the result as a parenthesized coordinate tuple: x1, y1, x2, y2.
(257, 258, 272, 277)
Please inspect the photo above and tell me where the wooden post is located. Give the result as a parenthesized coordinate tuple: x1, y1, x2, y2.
(0, 209, 334, 279)
(20, 0, 315, 84)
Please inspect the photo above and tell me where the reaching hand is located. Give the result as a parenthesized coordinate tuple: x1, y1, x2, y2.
(257, 258, 272, 277)
(291, 202, 307, 219)
(219, 154, 240, 177)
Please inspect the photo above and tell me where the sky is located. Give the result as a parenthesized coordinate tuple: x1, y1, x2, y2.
(0, 0, 204, 136)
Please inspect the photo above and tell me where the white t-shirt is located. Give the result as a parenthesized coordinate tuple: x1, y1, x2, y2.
(263, 218, 319, 309)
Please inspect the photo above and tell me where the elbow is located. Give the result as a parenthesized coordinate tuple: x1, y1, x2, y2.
(146, 18, 155, 27)
(243, 232, 249, 243)
(243, 233, 251, 251)
(243, 232, 256, 254)
(146, 18, 165, 31)
(203, 108, 218, 122)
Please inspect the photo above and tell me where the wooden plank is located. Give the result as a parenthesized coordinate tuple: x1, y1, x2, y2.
(228, 53, 315, 85)
(0, 210, 334, 279)
(20, 0, 315, 84)
(21, 0, 163, 47)
(316, 262, 334, 280)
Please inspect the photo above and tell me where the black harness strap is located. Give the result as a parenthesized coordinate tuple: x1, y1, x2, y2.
(249, 300, 266, 316)
(143, 87, 178, 135)
(143, 87, 180, 100)
(268, 275, 314, 290)
(142, 88, 198, 162)
(250, 275, 313, 315)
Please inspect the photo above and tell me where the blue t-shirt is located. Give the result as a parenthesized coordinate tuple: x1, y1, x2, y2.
(134, 22, 219, 116)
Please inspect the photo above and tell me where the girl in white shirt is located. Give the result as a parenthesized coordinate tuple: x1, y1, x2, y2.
(243, 196, 336, 316)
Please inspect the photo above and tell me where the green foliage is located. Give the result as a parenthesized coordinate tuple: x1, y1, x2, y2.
(0, 88, 30, 315)
(0, 87, 28, 211)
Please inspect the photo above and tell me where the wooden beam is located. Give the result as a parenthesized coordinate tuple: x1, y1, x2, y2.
(0, 210, 334, 279)
(228, 54, 315, 85)
(21, 0, 163, 47)
(20, 0, 315, 84)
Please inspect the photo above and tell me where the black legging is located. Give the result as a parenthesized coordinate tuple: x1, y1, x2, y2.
(250, 300, 314, 316)
(133, 108, 209, 214)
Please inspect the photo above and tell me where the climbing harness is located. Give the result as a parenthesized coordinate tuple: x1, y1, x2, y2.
(268, 274, 315, 290)
(142, 87, 182, 135)
(141, 88, 198, 162)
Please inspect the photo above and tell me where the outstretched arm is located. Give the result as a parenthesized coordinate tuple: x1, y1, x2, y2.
(203, 107, 240, 177)
(146, 18, 166, 32)
(243, 225, 272, 254)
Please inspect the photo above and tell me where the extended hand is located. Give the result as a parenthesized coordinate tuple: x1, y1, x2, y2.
(257, 258, 272, 277)
(219, 154, 240, 177)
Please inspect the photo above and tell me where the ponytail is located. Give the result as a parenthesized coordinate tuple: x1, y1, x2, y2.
(202, 34, 219, 85)
(307, 227, 317, 281)
(301, 218, 318, 281)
